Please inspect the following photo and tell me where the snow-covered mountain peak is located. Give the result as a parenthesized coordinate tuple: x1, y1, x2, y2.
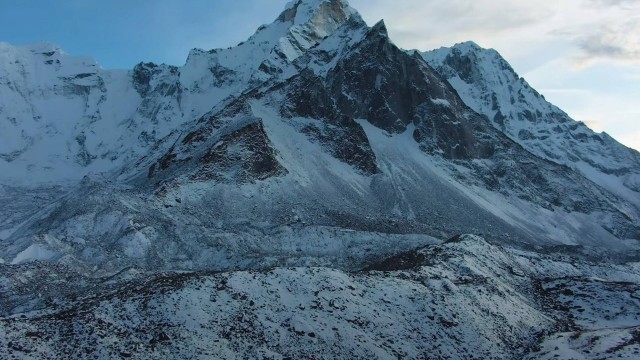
(0, 41, 63, 57)
(180, 0, 365, 98)
(421, 42, 514, 84)
(451, 40, 482, 52)
(0, 41, 100, 81)
(24, 42, 63, 55)
(0, 0, 372, 186)
(430, 41, 483, 55)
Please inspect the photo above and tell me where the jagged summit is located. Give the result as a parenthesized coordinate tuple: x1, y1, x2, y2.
(370, 19, 389, 36)
(263, 0, 365, 61)
(448, 40, 482, 52)
(280, 0, 360, 27)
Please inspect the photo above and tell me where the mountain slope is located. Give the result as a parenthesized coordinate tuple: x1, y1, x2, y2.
(1, 1, 640, 358)
(1, 9, 638, 274)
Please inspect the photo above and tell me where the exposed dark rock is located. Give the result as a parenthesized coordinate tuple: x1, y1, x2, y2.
(75, 133, 96, 167)
(364, 248, 427, 272)
(132, 62, 157, 97)
(195, 121, 288, 183)
(157, 332, 171, 342)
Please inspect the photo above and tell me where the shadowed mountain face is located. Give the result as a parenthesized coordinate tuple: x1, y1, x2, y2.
(1, 0, 640, 358)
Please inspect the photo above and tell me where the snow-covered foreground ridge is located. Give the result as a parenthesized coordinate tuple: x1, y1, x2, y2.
(1, 235, 639, 359)
(1, 0, 640, 358)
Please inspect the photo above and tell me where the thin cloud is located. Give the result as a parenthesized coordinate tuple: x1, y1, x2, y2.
(354, 0, 640, 67)
(583, 119, 606, 130)
(588, 0, 640, 8)
(350, 0, 550, 51)
(574, 18, 640, 65)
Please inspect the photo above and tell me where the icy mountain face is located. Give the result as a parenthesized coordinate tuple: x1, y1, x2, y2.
(0, 0, 362, 186)
(421, 42, 640, 204)
(0, 42, 193, 185)
(0, 42, 121, 182)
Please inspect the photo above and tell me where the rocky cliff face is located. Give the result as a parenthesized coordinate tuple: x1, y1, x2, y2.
(1, 0, 640, 358)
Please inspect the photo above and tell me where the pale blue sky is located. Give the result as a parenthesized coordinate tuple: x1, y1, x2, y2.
(0, 0, 290, 68)
(1, 0, 638, 149)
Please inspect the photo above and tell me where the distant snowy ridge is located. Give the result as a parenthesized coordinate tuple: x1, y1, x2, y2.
(421, 42, 640, 205)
